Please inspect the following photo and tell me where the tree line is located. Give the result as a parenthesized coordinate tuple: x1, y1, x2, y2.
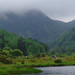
(0, 29, 49, 56)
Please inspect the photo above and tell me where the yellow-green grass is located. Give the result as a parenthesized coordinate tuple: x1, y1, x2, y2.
(1, 56, 75, 75)
(0, 64, 42, 75)
(12, 56, 75, 67)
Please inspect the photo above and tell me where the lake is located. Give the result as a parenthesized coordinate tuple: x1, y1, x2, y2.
(15, 66, 75, 75)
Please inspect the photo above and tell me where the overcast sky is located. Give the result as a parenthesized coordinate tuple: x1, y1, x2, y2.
(0, 0, 75, 22)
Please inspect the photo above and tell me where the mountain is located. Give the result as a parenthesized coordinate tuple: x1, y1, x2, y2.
(49, 26, 75, 53)
(54, 20, 67, 30)
(0, 9, 66, 44)
(0, 28, 48, 55)
(55, 20, 75, 31)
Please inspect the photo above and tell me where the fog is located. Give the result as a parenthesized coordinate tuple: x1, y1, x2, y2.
(0, 0, 75, 22)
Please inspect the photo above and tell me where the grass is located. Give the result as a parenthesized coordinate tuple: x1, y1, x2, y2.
(1, 56, 75, 75)
(0, 64, 42, 75)
(12, 56, 75, 67)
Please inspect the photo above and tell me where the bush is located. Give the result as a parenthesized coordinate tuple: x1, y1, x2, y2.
(33, 54, 46, 58)
(21, 60, 24, 64)
(9, 49, 23, 56)
(40, 53, 46, 57)
(54, 59, 62, 63)
(73, 56, 75, 58)
(3, 47, 11, 51)
(0, 56, 13, 64)
(59, 54, 65, 57)
(2, 50, 9, 56)
(33, 54, 40, 58)
(0, 48, 2, 52)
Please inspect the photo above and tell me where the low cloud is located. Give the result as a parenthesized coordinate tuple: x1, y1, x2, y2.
(0, 0, 75, 22)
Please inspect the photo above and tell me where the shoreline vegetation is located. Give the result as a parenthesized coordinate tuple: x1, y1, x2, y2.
(1, 56, 75, 75)
(0, 65, 42, 75)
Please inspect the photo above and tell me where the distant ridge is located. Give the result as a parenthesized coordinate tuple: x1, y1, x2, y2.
(0, 9, 70, 44)
(49, 26, 75, 53)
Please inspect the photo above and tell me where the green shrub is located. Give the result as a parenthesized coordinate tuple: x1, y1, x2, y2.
(1, 51, 7, 55)
(14, 61, 16, 64)
(0, 48, 2, 52)
(3, 47, 11, 51)
(21, 60, 24, 64)
(0, 56, 13, 64)
(73, 56, 75, 58)
(9, 49, 23, 56)
(33, 54, 40, 58)
(40, 53, 46, 57)
(59, 54, 65, 57)
(34, 54, 46, 58)
(30, 59, 36, 63)
(54, 59, 62, 63)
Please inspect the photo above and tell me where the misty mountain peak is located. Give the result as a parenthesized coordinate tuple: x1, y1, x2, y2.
(0, 9, 66, 44)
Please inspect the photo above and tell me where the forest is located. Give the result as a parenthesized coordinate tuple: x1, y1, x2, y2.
(49, 26, 75, 56)
(0, 29, 49, 56)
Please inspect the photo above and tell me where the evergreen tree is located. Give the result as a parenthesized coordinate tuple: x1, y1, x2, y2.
(17, 37, 27, 56)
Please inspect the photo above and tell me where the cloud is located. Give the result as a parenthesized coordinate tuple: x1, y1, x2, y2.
(0, 0, 75, 22)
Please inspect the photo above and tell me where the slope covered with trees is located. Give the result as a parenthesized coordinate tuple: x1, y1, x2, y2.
(49, 26, 75, 54)
(55, 20, 75, 31)
(0, 29, 49, 56)
(0, 9, 66, 44)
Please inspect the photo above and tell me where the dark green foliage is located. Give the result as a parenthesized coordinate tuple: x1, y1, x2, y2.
(3, 47, 11, 51)
(73, 56, 75, 58)
(0, 29, 20, 49)
(0, 29, 48, 56)
(33, 53, 46, 58)
(0, 10, 66, 44)
(51, 49, 56, 55)
(59, 54, 65, 57)
(39, 42, 49, 52)
(0, 49, 2, 53)
(17, 37, 27, 56)
(1, 51, 7, 55)
(9, 49, 23, 56)
(65, 51, 71, 55)
(49, 26, 75, 54)
(1, 10, 75, 45)
(21, 60, 24, 64)
(54, 59, 62, 63)
(40, 53, 46, 57)
(0, 56, 13, 64)
(33, 54, 40, 58)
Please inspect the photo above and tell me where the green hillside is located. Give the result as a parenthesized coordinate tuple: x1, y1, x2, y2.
(0, 29, 48, 56)
(0, 9, 66, 44)
(55, 20, 75, 31)
(49, 26, 75, 54)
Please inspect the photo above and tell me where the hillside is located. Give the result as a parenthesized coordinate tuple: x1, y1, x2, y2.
(55, 20, 75, 31)
(0, 29, 48, 56)
(49, 26, 75, 53)
(0, 9, 66, 44)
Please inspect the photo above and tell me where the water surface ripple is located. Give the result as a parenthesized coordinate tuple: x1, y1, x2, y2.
(15, 66, 75, 75)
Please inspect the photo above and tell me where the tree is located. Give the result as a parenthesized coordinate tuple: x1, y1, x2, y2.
(17, 37, 27, 56)
(39, 42, 49, 52)
(51, 49, 56, 55)
(9, 49, 23, 56)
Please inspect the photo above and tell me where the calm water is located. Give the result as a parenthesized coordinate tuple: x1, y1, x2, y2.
(15, 66, 75, 75)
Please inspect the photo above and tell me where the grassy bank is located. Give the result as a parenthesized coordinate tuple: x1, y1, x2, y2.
(1, 56, 75, 75)
(0, 64, 42, 75)
(12, 56, 75, 67)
